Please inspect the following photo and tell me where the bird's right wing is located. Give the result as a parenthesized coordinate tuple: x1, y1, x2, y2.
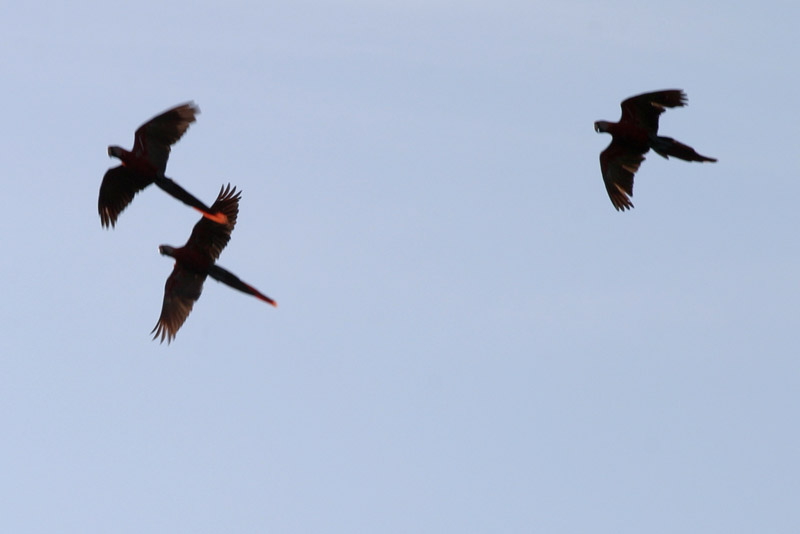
(151, 265, 206, 344)
(599, 140, 646, 211)
(98, 166, 150, 228)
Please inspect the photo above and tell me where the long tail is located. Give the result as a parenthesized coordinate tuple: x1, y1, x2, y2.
(651, 136, 717, 162)
(208, 264, 277, 306)
(154, 175, 229, 224)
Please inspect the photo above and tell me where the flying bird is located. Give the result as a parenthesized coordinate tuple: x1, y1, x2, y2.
(151, 184, 276, 344)
(98, 102, 228, 227)
(594, 89, 716, 211)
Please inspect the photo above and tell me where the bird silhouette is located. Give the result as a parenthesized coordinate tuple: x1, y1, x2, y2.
(151, 184, 276, 344)
(98, 102, 228, 227)
(594, 90, 716, 211)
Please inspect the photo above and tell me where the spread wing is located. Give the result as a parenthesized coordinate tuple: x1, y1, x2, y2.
(132, 102, 199, 174)
(151, 265, 207, 344)
(599, 140, 647, 211)
(183, 184, 241, 262)
(98, 165, 152, 228)
(620, 89, 686, 135)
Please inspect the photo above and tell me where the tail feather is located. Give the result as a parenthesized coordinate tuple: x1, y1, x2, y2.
(154, 174, 229, 224)
(651, 136, 716, 162)
(208, 264, 277, 306)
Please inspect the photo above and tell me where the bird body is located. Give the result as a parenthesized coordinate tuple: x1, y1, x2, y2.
(107, 145, 159, 175)
(595, 90, 716, 210)
(159, 245, 213, 274)
(594, 120, 650, 151)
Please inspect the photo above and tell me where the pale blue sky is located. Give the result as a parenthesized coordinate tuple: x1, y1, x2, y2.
(2, 1, 799, 532)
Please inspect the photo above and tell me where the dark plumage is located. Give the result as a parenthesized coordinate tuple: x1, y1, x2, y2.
(594, 90, 716, 211)
(98, 102, 227, 227)
(151, 185, 276, 344)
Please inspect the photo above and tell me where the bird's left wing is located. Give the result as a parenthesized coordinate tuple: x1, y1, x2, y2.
(620, 89, 686, 134)
(133, 102, 199, 174)
(184, 184, 241, 261)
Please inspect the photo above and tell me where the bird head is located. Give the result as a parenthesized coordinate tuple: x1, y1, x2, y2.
(594, 121, 611, 133)
(108, 145, 124, 159)
(158, 245, 176, 257)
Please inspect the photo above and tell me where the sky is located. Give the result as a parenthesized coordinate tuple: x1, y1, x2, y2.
(2, 0, 799, 532)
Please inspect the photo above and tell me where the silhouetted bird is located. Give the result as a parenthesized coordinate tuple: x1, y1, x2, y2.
(98, 102, 227, 227)
(152, 184, 276, 344)
(594, 90, 716, 210)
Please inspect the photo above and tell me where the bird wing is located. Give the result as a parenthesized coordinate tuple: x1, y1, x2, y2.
(599, 140, 646, 211)
(184, 184, 241, 262)
(620, 89, 686, 135)
(151, 265, 207, 344)
(98, 165, 152, 228)
(132, 102, 199, 174)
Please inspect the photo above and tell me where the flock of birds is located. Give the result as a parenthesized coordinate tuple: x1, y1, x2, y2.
(98, 89, 714, 344)
(98, 102, 276, 344)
